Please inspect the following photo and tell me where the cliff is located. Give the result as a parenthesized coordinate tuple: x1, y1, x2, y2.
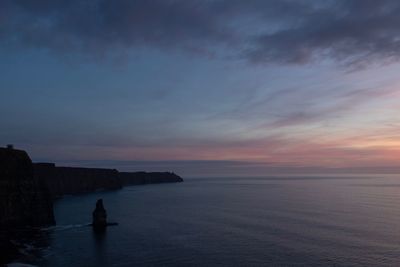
(0, 147, 55, 264)
(34, 165, 183, 198)
(119, 171, 183, 185)
(0, 148, 55, 227)
(0, 147, 182, 227)
(34, 163, 122, 198)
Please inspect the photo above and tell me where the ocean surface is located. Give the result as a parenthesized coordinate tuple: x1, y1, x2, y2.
(23, 176, 400, 266)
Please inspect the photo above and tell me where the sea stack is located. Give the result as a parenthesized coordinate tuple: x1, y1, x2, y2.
(92, 199, 107, 230)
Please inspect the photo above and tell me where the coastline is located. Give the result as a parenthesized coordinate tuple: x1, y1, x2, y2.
(0, 147, 183, 265)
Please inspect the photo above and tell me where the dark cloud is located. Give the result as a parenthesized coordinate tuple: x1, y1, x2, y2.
(2, 0, 400, 66)
(247, 0, 400, 66)
(0, 0, 233, 55)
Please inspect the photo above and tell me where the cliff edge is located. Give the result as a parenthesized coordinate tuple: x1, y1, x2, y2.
(0, 147, 55, 227)
(119, 171, 183, 185)
(34, 165, 183, 198)
(0, 147, 55, 264)
(34, 163, 122, 198)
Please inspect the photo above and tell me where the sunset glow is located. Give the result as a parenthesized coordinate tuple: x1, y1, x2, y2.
(1, 0, 400, 176)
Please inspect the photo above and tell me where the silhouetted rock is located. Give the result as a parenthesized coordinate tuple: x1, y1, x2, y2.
(0, 146, 55, 264)
(0, 147, 55, 227)
(34, 164, 122, 198)
(34, 165, 183, 198)
(92, 199, 107, 230)
(119, 171, 183, 185)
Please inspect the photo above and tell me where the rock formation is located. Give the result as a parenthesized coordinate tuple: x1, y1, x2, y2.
(34, 165, 183, 198)
(92, 199, 107, 230)
(34, 164, 122, 198)
(119, 171, 184, 185)
(0, 147, 55, 227)
(0, 146, 55, 264)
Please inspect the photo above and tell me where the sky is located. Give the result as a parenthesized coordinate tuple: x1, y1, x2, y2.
(1, 0, 400, 177)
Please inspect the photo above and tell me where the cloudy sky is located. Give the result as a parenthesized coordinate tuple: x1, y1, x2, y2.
(1, 0, 400, 176)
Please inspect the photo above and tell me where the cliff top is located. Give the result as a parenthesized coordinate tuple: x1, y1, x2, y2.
(0, 147, 32, 178)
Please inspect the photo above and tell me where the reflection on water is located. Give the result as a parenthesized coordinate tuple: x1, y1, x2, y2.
(93, 227, 107, 266)
(30, 175, 400, 266)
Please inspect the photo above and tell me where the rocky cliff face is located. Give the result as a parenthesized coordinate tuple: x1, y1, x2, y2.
(0, 148, 55, 227)
(34, 164, 122, 198)
(0, 147, 55, 264)
(119, 171, 183, 185)
(34, 165, 183, 198)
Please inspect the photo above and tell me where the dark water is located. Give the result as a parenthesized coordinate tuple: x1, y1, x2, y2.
(29, 176, 400, 266)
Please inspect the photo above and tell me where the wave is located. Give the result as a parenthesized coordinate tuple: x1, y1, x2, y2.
(41, 223, 91, 231)
(7, 263, 38, 267)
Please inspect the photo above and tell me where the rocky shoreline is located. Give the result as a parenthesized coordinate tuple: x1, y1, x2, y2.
(0, 146, 183, 265)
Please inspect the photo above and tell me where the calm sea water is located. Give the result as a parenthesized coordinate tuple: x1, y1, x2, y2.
(28, 176, 400, 266)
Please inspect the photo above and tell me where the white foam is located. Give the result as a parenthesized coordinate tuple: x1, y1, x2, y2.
(7, 263, 38, 267)
(41, 223, 90, 231)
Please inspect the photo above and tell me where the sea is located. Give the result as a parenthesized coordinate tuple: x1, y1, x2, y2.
(12, 175, 400, 266)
